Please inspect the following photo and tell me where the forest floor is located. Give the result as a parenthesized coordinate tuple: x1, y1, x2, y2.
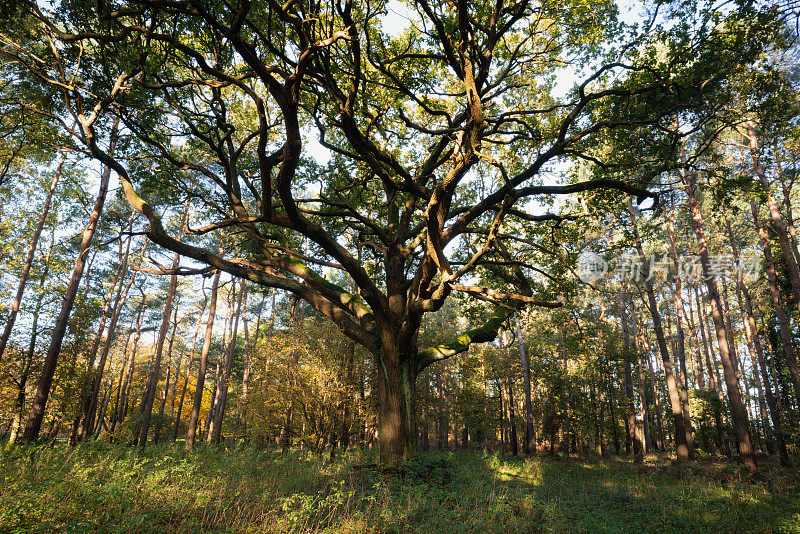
(0, 442, 798, 533)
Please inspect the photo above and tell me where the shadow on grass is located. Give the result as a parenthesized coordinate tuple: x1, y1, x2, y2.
(503, 453, 800, 533)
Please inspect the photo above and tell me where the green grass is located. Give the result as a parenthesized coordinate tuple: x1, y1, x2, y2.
(0, 442, 798, 533)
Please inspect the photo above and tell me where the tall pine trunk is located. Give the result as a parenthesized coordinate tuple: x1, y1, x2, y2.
(506, 376, 519, 456)
(685, 283, 707, 389)
(279, 299, 303, 452)
(683, 173, 756, 470)
(186, 267, 222, 449)
(747, 121, 800, 313)
(79, 223, 137, 440)
(237, 285, 255, 438)
(6, 241, 53, 449)
(21, 120, 118, 442)
(515, 315, 536, 456)
(71, 240, 125, 445)
(630, 303, 652, 452)
(119, 292, 146, 429)
(752, 200, 800, 408)
(209, 280, 244, 444)
(0, 150, 66, 363)
(667, 209, 696, 456)
(138, 252, 180, 447)
(628, 200, 689, 460)
(174, 290, 208, 441)
(620, 279, 643, 461)
(154, 304, 180, 443)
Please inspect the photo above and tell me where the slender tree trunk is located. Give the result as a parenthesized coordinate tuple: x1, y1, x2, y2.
(747, 121, 800, 312)
(499, 331, 518, 455)
(154, 363, 172, 443)
(328, 409, 339, 461)
(752, 200, 800, 408)
(695, 285, 716, 390)
(480, 355, 490, 453)
(759, 307, 790, 415)
(506, 377, 518, 456)
(139, 197, 192, 446)
(696, 280, 727, 455)
(436, 366, 447, 450)
(498, 378, 507, 453)
(5, 299, 41, 449)
(685, 283, 706, 389)
(595, 305, 608, 457)
(752, 307, 790, 465)
(71, 240, 125, 445)
(722, 208, 784, 460)
(561, 327, 572, 455)
(205, 363, 220, 440)
(110, 318, 135, 437)
(94, 384, 112, 438)
(591, 382, 601, 455)
(700, 285, 727, 396)
(514, 315, 536, 456)
(340, 339, 356, 450)
(683, 173, 756, 470)
(620, 279, 644, 461)
(209, 280, 244, 445)
(108, 330, 132, 438)
(80, 227, 137, 440)
(138, 253, 180, 447)
(628, 201, 689, 459)
(646, 349, 666, 451)
(169, 325, 190, 426)
(237, 284, 254, 438)
(153, 303, 180, 443)
(120, 293, 146, 427)
(720, 279, 740, 375)
(0, 150, 66, 363)
(634, 299, 664, 450)
(84, 268, 137, 439)
(638, 366, 652, 453)
(5, 339, 33, 449)
(779, 159, 800, 253)
(186, 267, 222, 449)
(6, 237, 54, 449)
(172, 286, 208, 441)
(608, 376, 621, 454)
(173, 320, 197, 444)
(667, 210, 696, 456)
(169, 315, 192, 441)
(279, 300, 303, 452)
(21, 121, 118, 442)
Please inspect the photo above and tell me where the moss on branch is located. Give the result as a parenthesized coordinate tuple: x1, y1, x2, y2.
(416, 310, 510, 371)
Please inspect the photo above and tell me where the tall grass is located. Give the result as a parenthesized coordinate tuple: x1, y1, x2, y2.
(0, 442, 797, 533)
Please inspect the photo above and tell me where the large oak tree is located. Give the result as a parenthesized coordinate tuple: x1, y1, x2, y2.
(1, 0, 775, 464)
